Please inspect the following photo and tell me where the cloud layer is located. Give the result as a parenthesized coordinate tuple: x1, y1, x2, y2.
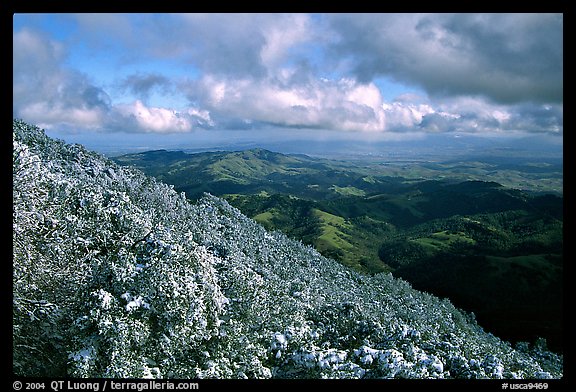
(13, 13, 563, 136)
(327, 13, 563, 104)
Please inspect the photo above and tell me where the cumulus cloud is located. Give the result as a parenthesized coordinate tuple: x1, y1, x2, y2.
(102, 101, 213, 134)
(502, 103, 563, 134)
(114, 101, 192, 133)
(184, 74, 388, 132)
(163, 13, 563, 134)
(13, 28, 213, 134)
(66, 13, 561, 105)
(418, 97, 563, 135)
(174, 13, 323, 80)
(13, 28, 110, 130)
(381, 100, 436, 130)
(184, 73, 563, 136)
(326, 13, 562, 104)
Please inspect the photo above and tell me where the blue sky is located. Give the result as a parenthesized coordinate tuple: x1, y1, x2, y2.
(13, 13, 563, 152)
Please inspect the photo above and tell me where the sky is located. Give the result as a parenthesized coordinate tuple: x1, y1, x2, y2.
(12, 13, 563, 154)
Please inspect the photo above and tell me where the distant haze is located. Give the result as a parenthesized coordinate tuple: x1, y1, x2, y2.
(48, 128, 562, 162)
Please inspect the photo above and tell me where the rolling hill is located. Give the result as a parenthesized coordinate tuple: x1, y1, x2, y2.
(113, 148, 385, 200)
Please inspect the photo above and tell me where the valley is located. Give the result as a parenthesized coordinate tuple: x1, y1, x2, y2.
(113, 148, 563, 353)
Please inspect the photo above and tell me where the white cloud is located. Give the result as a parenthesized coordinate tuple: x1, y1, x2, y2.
(414, 96, 562, 135)
(186, 107, 214, 127)
(13, 28, 213, 134)
(19, 102, 104, 130)
(382, 101, 435, 129)
(193, 75, 389, 132)
(186, 72, 563, 136)
(115, 101, 194, 133)
(12, 28, 65, 75)
(13, 28, 110, 131)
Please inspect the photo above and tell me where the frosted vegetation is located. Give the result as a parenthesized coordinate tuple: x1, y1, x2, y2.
(13, 120, 562, 379)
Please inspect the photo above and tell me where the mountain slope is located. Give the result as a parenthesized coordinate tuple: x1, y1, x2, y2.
(112, 148, 384, 200)
(113, 148, 563, 350)
(13, 120, 562, 379)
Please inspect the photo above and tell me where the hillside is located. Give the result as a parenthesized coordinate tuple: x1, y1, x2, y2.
(13, 120, 562, 379)
(112, 148, 372, 200)
(113, 148, 563, 352)
(112, 150, 563, 267)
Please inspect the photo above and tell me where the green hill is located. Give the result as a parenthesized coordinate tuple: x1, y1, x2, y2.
(112, 148, 402, 201)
